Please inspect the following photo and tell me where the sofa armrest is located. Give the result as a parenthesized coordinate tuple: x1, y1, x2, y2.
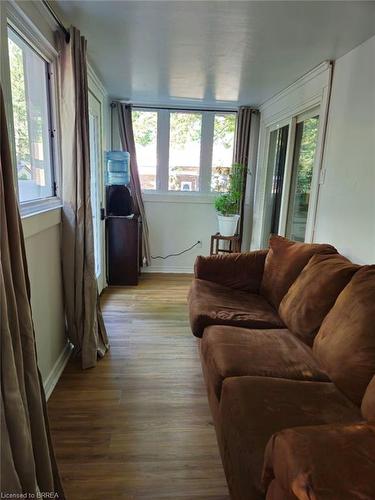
(194, 250, 268, 292)
(262, 422, 375, 500)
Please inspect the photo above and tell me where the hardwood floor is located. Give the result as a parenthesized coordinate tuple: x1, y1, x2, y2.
(48, 273, 229, 500)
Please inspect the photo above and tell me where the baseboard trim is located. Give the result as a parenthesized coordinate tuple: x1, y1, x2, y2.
(44, 342, 73, 401)
(142, 266, 194, 274)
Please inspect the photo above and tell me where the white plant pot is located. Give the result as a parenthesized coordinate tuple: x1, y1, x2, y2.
(217, 214, 240, 237)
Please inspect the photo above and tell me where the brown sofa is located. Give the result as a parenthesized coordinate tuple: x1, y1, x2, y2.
(188, 236, 375, 500)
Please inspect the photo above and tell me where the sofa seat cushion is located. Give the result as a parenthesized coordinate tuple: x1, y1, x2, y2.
(188, 279, 284, 337)
(260, 235, 337, 309)
(219, 376, 361, 500)
(279, 253, 360, 345)
(201, 326, 330, 402)
(313, 265, 375, 405)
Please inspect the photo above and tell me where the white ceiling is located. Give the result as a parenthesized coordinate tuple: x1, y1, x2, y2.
(55, 1, 375, 107)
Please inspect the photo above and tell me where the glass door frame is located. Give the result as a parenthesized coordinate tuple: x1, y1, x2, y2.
(278, 107, 320, 239)
(261, 106, 323, 246)
(284, 112, 320, 242)
(88, 90, 106, 293)
(260, 116, 293, 247)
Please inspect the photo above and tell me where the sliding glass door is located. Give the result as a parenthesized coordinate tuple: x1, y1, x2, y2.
(262, 109, 321, 245)
(262, 124, 289, 246)
(285, 115, 320, 241)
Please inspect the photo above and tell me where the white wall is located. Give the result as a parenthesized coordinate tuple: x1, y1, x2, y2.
(22, 210, 68, 397)
(313, 36, 375, 264)
(143, 195, 217, 273)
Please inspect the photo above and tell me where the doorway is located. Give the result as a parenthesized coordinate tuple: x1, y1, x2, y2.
(261, 108, 321, 246)
(88, 91, 105, 292)
(285, 115, 320, 241)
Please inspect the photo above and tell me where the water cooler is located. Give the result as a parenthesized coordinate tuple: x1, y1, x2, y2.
(105, 151, 141, 286)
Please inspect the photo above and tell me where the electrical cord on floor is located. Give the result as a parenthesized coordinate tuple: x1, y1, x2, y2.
(151, 241, 201, 260)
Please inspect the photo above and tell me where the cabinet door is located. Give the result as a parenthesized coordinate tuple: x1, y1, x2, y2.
(107, 217, 139, 286)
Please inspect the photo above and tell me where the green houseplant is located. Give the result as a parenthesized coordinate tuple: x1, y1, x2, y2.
(214, 163, 245, 236)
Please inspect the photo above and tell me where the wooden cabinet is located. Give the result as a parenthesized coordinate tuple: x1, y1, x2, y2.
(106, 215, 141, 285)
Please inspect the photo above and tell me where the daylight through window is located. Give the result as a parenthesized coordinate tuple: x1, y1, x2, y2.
(8, 27, 55, 204)
(132, 110, 158, 190)
(211, 114, 236, 192)
(132, 109, 236, 192)
(169, 112, 202, 192)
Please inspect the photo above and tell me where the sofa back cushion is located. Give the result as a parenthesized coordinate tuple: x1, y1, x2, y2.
(194, 250, 268, 292)
(260, 235, 337, 309)
(361, 376, 375, 421)
(279, 254, 360, 345)
(313, 266, 375, 405)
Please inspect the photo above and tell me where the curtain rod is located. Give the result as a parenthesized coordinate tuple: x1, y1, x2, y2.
(42, 0, 70, 43)
(111, 102, 238, 113)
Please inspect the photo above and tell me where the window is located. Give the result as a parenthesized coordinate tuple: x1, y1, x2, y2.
(285, 116, 320, 241)
(211, 114, 236, 192)
(132, 110, 158, 190)
(263, 124, 289, 245)
(7, 26, 56, 204)
(169, 112, 202, 191)
(132, 108, 236, 193)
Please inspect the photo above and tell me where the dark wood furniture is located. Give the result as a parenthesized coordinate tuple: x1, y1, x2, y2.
(107, 215, 141, 285)
(210, 232, 241, 255)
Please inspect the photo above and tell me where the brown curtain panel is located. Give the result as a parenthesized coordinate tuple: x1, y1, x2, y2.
(57, 27, 109, 369)
(233, 106, 256, 241)
(0, 86, 64, 497)
(116, 102, 152, 266)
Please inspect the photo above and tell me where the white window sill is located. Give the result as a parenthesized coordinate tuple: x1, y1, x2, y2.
(21, 200, 62, 239)
(20, 197, 62, 219)
(142, 191, 218, 204)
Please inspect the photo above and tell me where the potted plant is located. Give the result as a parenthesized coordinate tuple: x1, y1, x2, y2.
(214, 163, 245, 237)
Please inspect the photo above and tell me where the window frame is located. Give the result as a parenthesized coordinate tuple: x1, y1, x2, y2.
(262, 122, 290, 246)
(132, 106, 237, 197)
(279, 107, 320, 240)
(4, 3, 62, 217)
(260, 107, 322, 246)
(168, 108, 203, 193)
(131, 107, 160, 191)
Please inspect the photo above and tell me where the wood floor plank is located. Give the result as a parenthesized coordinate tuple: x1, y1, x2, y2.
(48, 273, 229, 499)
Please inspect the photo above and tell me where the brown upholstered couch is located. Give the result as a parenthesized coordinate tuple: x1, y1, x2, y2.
(188, 236, 375, 500)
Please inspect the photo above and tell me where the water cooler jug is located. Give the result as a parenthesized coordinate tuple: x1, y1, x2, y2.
(105, 151, 141, 286)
